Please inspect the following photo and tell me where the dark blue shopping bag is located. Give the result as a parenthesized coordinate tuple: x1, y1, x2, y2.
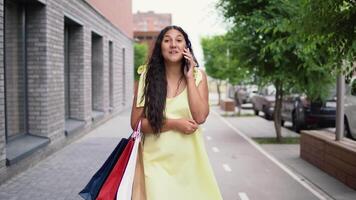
(79, 138, 129, 200)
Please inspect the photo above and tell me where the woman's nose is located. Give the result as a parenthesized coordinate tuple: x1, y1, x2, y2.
(170, 41, 177, 48)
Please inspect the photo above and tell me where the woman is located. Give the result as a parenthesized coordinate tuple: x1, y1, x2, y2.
(131, 25, 223, 200)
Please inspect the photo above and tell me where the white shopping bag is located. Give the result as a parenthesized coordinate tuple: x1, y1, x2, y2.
(116, 123, 142, 200)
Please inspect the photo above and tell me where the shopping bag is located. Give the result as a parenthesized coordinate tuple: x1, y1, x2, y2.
(132, 140, 147, 200)
(116, 131, 141, 200)
(78, 138, 129, 200)
(96, 138, 135, 200)
(115, 120, 146, 200)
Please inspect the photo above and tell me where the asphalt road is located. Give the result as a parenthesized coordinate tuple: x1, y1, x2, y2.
(203, 108, 321, 200)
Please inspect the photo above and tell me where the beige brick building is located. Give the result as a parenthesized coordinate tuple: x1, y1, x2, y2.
(0, 0, 134, 184)
(133, 11, 172, 55)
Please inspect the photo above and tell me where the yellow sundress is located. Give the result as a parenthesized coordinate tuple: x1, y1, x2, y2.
(136, 65, 223, 200)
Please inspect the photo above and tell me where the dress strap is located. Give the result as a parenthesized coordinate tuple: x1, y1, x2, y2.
(193, 68, 203, 86)
(136, 65, 147, 107)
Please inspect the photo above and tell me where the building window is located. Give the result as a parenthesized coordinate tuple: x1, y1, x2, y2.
(64, 21, 70, 119)
(142, 21, 147, 32)
(122, 48, 126, 105)
(64, 17, 83, 120)
(4, 0, 27, 141)
(91, 32, 104, 113)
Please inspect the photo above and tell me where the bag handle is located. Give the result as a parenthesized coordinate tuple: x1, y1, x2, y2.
(132, 118, 142, 139)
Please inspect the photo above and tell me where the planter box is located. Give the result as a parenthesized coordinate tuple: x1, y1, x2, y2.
(220, 98, 235, 112)
(300, 130, 356, 190)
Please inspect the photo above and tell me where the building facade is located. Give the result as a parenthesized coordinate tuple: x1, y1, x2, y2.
(0, 0, 133, 184)
(133, 11, 172, 54)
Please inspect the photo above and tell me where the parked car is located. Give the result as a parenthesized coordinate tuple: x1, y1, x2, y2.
(227, 84, 236, 100)
(251, 85, 276, 120)
(344, 77, 356, 140)
(281, 88, 337, 133)
(235, 85, 258, 104)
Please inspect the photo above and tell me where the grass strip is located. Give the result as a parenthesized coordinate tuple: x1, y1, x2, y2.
(252, 137, 300, 144)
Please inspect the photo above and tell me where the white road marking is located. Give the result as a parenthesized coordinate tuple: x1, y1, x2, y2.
(212, 147, 220, 153)
(238, 192, 250, 200)
(222, 164, 232, 172)
(206, 136, 212, 141)
(212, 110, 328, 200)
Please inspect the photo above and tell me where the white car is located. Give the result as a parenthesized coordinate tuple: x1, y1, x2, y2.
(236, 85, 258, 104)
(345, 77, 356, 140)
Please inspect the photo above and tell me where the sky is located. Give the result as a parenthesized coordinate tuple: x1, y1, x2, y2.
(132, 0, 228, 67)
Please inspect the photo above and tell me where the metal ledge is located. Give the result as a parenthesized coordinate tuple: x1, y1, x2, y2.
(6, 134, 50, 166)
(92, 110, 105, 122)
(65, 119, 86, 136)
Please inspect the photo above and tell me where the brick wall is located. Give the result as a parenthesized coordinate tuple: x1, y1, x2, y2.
(0, 0, 133, 182)
(0, 0, 4, 171)
(26, 3, 49, 138)
(62, 0, 134, 119)
(44, 0, 133, 141)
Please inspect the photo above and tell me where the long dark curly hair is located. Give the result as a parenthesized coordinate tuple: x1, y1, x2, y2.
(141, 25, 198, 134)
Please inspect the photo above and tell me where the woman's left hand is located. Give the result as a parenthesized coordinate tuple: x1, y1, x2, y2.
(182, 48, 196, 80)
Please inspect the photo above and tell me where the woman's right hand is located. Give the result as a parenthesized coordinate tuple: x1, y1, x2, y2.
(173, 119, 199, 134)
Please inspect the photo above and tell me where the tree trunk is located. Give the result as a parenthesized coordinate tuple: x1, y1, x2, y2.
(217, 80, 221, 106)
(273, 80, 283, 143)
(234, 88, 242, 116)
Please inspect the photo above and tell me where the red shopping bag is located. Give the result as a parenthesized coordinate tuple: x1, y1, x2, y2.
(96, 138, 134, 200)
(78, 138, 128, 199)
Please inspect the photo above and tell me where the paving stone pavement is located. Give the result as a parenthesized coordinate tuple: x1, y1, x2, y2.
(0, 109, 133, 200)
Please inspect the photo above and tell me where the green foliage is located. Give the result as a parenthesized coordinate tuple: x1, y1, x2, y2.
(201, 35, 227, 80)
(217, 0, 336, 100)
(216, 0, 355, 140)
(201, 35, 250, 85)
(201, 35, 250, 84)
(296, 0, 356, 74)
(134, 43, 148, 80)
(253, 137, 300, 144)
(352, 78, 356, 96)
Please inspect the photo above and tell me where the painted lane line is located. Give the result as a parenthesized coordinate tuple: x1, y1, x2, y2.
(212, 147, 220, 153)
(238, 192, 250, 200)
(222, 164, 232, 172)
(212, 110, 328, 200)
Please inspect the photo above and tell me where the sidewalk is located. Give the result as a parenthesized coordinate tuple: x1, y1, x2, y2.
(0, 109, 133, 200)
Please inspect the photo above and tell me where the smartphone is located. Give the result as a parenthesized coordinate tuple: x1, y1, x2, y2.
(183, 47, 198, 71)
(184, 58, 190, 72)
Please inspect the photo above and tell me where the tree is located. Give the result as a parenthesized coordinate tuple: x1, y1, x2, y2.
(201, 35, 250, 106)
(296, 0, 355, 80)
(217, 0, 336, 142)
(134, 43, 148, 81)
(295, 0, 356, 139)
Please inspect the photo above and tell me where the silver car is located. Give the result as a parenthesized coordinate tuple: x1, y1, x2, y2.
(345, 77, 356, 140)
(252, 85, 276, 120)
